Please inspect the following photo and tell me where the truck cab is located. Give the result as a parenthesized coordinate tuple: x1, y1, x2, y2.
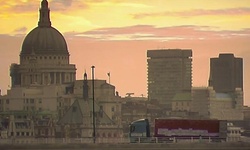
(129, 119, 150, 142)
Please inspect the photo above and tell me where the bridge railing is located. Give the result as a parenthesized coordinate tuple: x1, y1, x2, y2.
(129, 137, 227, 143)
(0, 136, 240, 144)
(0, 137, 130, 144)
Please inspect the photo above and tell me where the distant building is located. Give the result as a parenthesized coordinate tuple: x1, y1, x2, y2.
(191, 87, 210, 119)
(73, 78, 122, 125)
(243, 106, 250, 120)
(57, 73, 123, 138)
(227, 122, 242, 142)
(191, 87, 243, 120)
(57, 99, 123, 139)
(207, 53, 244, 120)
(0, 0, 123, 140)
(0, 0, 76, 114)
(209, 53, 243, 93)
(0, 111, 56, 140)
(147, 49, 192, 110)
(170, 92, 192, 118)
(171, 92, 191, 112)
(209, 87, 243, 120)
(10, 0, 76, 88)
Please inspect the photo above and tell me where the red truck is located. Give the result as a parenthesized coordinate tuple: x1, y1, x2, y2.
(129, 118, 227, 143)
(155, 118, 227, 138)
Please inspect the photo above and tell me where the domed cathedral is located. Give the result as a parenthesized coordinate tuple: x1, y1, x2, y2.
(0, 0, 124, 140)
(10, 0, 76, 87)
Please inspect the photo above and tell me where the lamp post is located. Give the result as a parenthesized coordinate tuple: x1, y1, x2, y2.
(91, 66, 96, 143)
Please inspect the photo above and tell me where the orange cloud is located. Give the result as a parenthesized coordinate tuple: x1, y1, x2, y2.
(65, 25, 250, 41)
(132, 7, 250, 19)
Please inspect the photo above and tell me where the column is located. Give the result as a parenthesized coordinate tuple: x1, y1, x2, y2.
(59, 72, 62, 84)
(54, 72, 56, 84)
(41, 73, 44, 85)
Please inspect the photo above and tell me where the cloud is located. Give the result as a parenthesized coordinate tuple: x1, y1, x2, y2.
(50, 0, 88, 11)
(64, 25, 250, 41)
(51, 0, 73, 7)
(7, 1, 38, 13)
(132, 7, 250, 19)
(0, 0, 88, 13)
(13, 27, 27, 33)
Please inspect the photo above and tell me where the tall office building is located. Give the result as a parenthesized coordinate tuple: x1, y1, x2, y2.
(147, 49, 192, 110)
(209, 53, 243, 93)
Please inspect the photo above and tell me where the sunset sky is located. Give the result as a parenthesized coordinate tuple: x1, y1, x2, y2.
(0, 0, 250, 105)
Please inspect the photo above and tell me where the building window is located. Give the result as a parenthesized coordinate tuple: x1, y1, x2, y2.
(30, 99, 34, 103)
(6, 99, 9, 104)
(41, 129, 45, 135)
(111, 106, 115, 112)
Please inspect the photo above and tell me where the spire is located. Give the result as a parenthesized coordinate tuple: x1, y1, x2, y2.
(84, 71, 87, 80)
(38, 0, 51, 27)
(83, 71, 89, 100)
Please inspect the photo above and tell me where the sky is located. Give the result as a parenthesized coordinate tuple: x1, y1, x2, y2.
(0, 0, 250, 105)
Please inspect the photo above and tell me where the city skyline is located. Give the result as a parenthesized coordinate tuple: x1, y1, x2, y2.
(0, 0, 250, 105)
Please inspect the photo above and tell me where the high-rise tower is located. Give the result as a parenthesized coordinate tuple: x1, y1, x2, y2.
(209, 53, 243, 93)
(208, 53, 243, 120)
(147, 49, 192, 109)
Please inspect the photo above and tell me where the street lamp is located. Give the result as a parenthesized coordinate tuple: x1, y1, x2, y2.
(91, 66, 96, 143)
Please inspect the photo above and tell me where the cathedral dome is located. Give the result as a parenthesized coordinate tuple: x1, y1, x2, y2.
(21, 27, 68, 55)
(20, 0, 69, 56)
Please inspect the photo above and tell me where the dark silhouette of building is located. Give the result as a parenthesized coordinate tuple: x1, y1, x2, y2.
(147, 49, 192, 110)
(209, 53, 243, 93)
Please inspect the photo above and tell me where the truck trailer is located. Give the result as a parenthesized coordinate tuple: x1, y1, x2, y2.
(129, 118, 227, 143)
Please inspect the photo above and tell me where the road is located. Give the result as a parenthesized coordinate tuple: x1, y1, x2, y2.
(2, 143, 250, 150)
